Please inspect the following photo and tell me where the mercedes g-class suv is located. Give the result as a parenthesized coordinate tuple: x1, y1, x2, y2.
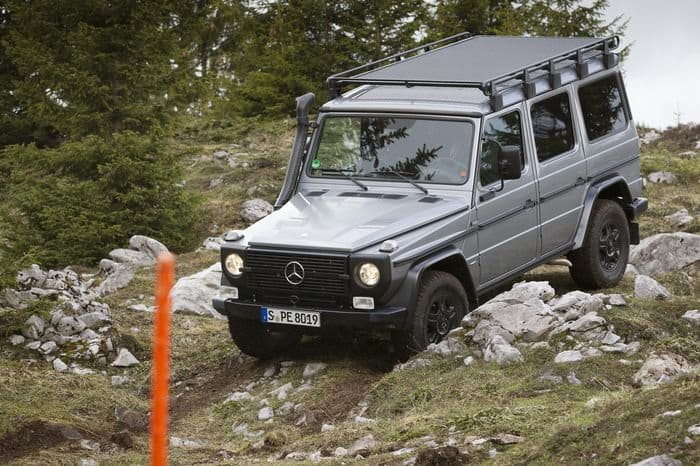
(213, 33, 647, 359)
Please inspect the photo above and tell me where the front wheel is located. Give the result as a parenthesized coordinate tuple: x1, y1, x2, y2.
(392, 271, 469, 360)
(569, 199, 630, 289)
(228, 317, 302, 359)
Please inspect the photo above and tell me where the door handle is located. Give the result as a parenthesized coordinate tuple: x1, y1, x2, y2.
(574, 176, 586, 186)
(524, 199, 537, 209)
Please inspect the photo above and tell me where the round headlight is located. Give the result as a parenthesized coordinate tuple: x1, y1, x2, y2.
(225, 253, 244, 277)
(357, 262, 380, 287)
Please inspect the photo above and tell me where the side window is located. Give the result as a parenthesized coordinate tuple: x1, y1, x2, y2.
(578, 74, 627, 141)
(531, 92, 575, 162)
(480, 110, 523, 186)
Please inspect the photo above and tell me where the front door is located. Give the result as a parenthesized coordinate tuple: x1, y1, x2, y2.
(526, 88, 586, 255)
(475, 105, 539, 286)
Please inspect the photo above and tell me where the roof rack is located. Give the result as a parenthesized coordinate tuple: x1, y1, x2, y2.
(327, 33, 620, 111)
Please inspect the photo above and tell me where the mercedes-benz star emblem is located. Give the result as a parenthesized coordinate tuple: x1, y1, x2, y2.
(284, 261, 305, 285)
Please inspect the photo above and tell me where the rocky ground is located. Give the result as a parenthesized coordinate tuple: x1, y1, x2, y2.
(0, 122, 699, 465)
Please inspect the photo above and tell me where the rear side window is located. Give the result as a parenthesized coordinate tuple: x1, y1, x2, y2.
(578, 74, 627, 141)
(480, 110, 523, 186)
(531, 92, 575, 162)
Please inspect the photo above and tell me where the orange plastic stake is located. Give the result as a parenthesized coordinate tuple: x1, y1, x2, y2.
(151, 252, 175, 466)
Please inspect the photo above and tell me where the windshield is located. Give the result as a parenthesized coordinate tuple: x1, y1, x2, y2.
(309, 116, 474, 185)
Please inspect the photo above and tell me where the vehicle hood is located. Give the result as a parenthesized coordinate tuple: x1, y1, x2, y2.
(244, 190, 469, 252)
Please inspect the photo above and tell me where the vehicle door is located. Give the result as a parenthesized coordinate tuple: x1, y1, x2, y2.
(526, 88, 586, 256)
(475, 104, 539, 286)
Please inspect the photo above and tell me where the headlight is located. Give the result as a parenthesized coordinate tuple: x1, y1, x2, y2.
(224, 253, 244, 277)
(356, 262, 380, 287)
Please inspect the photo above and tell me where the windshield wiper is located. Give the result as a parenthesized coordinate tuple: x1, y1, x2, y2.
(318, 169, 368, 191)
(370, 170, 429, 195)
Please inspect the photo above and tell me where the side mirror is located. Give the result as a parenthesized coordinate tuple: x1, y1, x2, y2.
(498, 145, 522, 180)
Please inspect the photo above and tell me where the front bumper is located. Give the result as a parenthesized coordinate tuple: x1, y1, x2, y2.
(212, 298, 406, 330)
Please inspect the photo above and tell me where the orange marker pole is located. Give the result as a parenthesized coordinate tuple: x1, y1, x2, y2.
(151, 252, 175, 466)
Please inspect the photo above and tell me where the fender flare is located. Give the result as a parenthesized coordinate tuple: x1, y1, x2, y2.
(572, 175, 631, 249)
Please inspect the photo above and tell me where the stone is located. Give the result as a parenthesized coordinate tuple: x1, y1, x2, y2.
(629, 233, 700, 276)
(483, 335, 523, 365)
(608, 294, 627, 306)
(116, 408, 148, 432)
(225, 391, 252, 403)
(78, 312, 111, 329)
(80, 439, 100, 451)
(347, 434, 376, 457)
(171, 263, 224, 318)
(111, 375, 131, 386)
(490, 433, 524, 445)
(640, 130, 660, 145)
(284, 452, 306, 460)
(471, 295, 558, 343)
(634, 275, 672, 300)
(129, 235, 168, 259)
(567, 372, 582, 385)
(23, 314, 45, 340)
(538, 371, 564, 384)
(688, 424, 700, 436)
(257, 407, 274, 421)
(9, 334, 25, 346)
(202, 237, 225, 251)
(16, 264, 47, 289)
(53, 358, 68, 372)
(240, 198, 274, 223)
(302, 362, 327, 379)
(550, 291, 604, 320)
(660, 410, 681, 417)
(96, 260, 135, 296)
(632, 352, 692, 387)
(26, 340, 41, 350)
(40, 340, 58, 354)
(170, 436, 204, 448)
(354, 416, 375, 424)
(681, 310, 700, 326)
(127, 304, 152, 313)
(554, 350, 584, 363)
(677, 150, 696, 159)
(79, 460, 98, 466)
(334, 447, 349, 457)
(647, 171, 677, 184)
(426, 337, 468, 356)
(625, 264, 640, 278)
(108, 248, 154, 267)
(56, 316, 86, 336)
(321, 423, 335, 432)
(395, 358, 433, 371)
(111, 348, 140, 367)
(463, 356, 475, 366)
(630, 454, 681, 466)
(270, 382, 294, 400)
(664, 209, 694, 228)
(79, 329, 100, 341)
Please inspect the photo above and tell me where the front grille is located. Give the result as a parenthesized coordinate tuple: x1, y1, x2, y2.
(245, 249, 349, 307)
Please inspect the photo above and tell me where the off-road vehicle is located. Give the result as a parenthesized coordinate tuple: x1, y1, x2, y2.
(213, 33, 647, 358)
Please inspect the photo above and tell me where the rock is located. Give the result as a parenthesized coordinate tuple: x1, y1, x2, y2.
(463, 356, 475, 366)
(608, 294, 627, 306)
(108, 248, 154, 267)
(26, 340, 41, 350)
(634, 275, 672, 300)
(567, 372, 582, 385)
(677, 150, 696, 159)
(664, 209, 694, 228)
(334, 447, 349, 457)
(554, 350, 584, 363)
(270, 382, 294, 400)
(16, 264, 47, 289)
(483, 335, 523, 365)
(116, 408, 148, 432)
(23, 314, 45, 340)
(80, 439, 101, 451)
(170, 436, 204, 448)
(347, 434, 376, 457)
(395, 358, 433, 371)
(647, 171, 677, 184)
(284, 452, 306, 460)
(625, 264, 640, 278)
(538, 371, 564, 384)
(660, 410, 681, 417)
(354, 416, 376, 424)
(426, 337, 468, 356)
(240, 198, 274, 223)
(111, 348, 140, 367)
(9, 334, 25, 346)
(40, 340, 58, 354)
(171, 263, 224, 318)
(469, 294, 558, 343)
(632, 352, 692, 387)
(129, 235, 168, 259)
(630, 233, 700, 276)
(111, 376, 131, 386)
(53, 358, 68, 372)
(550, 291, 604, 320)
(630, 454, 681, 466)
(225, 391, 252, 403)
(490, 433, 524, 445)
(213, 150, 230, 160)
(79, 459, 99, 466)
(56, 316, 87, 336)
(78, 312, 111, 329)
(321, 423, 335, 432)
(96, 260, 135, 296)
(688, 424, 700, 436)
(257, 407, 274, 421)
(302, 362, 327, 379)
(640, 130, 660, 145)
(681, 310, 700, 326)
(127, 304, 152, 313)
(202, 237, 225, 251)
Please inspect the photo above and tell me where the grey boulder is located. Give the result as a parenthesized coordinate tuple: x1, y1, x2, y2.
(629, 232, 700, 276)
(634, 275, 672, 300)
(681, 309, 700, 325)
(630, 454, 681, 466)
(647, 171, 677, 184)
(240, 198, 274, 223)
(171, 263, 224, 318)
(632, 352, 692, 387)
(664, 209, 694, 228)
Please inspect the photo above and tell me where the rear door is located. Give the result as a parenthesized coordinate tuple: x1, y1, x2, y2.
(526, 88, 586, 256)
(475, 104, 539, 286)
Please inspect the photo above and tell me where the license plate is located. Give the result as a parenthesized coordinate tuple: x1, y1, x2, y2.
(261, 308, 320, 328)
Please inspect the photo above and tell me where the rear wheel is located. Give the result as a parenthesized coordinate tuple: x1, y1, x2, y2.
(569, 199, 629, 289)
(228, 317, 302, 359)
(392, 271, 469, 360)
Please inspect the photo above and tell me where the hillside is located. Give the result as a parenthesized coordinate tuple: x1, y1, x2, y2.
(0, 121, 699, 465)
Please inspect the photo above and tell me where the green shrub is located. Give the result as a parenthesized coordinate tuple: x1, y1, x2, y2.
(0, 131, 201, 271)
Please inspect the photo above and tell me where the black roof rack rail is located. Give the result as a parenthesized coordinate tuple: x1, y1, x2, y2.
(326, 34, 621, 111)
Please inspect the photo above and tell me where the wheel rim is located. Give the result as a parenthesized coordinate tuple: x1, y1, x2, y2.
(599, 222, 622, 271)
(426, 291, 458, 344)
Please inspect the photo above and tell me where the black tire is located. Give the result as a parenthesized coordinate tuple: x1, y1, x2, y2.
(227, 317, 302, 359)
(569, 199, 630, 290)
(392, 270, 469, 361)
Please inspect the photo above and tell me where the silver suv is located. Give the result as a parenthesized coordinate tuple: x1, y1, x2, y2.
(213, 33, 648, 359)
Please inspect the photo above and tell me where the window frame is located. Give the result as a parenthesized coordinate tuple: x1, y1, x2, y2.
(577, 71, 631, 144)
(305, 113, 477, 186)
(528, 88, 578, 165)
(478, 107, 527, 189)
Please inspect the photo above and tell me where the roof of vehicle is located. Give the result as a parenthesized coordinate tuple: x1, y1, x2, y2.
(323, 33, 620, 115)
